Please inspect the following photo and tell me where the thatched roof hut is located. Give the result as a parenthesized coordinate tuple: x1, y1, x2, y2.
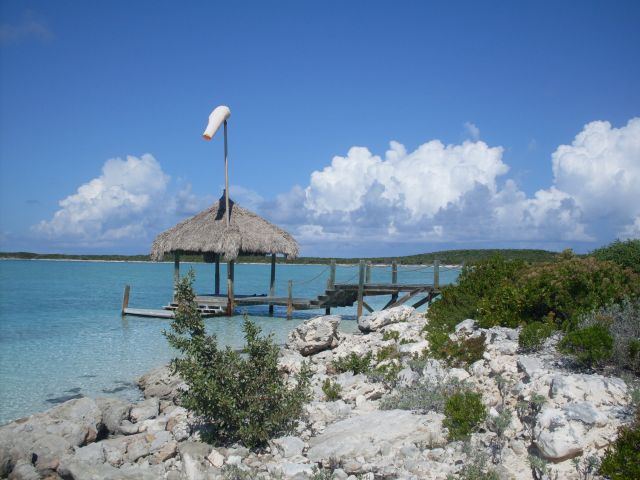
(150, 195, 299, 261)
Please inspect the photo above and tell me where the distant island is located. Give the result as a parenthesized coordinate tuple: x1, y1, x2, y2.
(0, 248, 559, 265)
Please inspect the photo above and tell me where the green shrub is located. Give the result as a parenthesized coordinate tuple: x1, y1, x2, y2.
(518, 322, 556, 352)
(426, 256, 527, 336)
(579, 298, 640, 373)
(599, 412, 640, 480)
(164, 271, 311, 448)
(382, 330, 400, 341)
(381, 376, 466, 413)
(367, 362, 402, 387)
(478, 257, 640, 330)
(559, 323, 614, 368)
(444, 391, 487, 441)
(322, 378, 342, 401)
(591, 239, 640, 274)
(376, 344, 401, 362)
(430, 333, 486, 367)
(451, 442, 499, 480)
(332, 352, 373, 375)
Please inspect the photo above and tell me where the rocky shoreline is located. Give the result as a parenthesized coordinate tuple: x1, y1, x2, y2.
(0, 306, 635, 479)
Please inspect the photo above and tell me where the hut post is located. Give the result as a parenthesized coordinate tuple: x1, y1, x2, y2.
(215, 254, 220, 295)
(173, 252, 181, 301)
(391, 260, 398, 305)
(287, 280, 293, 319)
(433, 259, 440, 289)
(121, 285, 130, 316)
(226, 260, 235, 315)
(325, 259, 336, 315)
(357, 260, 365, 319)
(269, 254, 276, 315)
(365, 261, 372, 284)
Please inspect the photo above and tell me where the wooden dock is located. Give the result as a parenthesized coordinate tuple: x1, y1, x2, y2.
(121, 259, 449, 319)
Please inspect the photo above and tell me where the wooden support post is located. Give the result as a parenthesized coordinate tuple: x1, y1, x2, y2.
(390, 260, 398, 305)
(287, 280, 293, 319)
(365, 262, 372, 284)
(357, 260, 365, 319)
(362, 300, 374, 313)
(173, 252, 180, 301)
(226, 260, 235, 316)
(327, 259, 336, 289)
(121, 285, 130, 316)
(326, 259, 336, 315)
(269, 254, 276, 316)
(215, 254, 220, 295)
(433, 259, 440, 289)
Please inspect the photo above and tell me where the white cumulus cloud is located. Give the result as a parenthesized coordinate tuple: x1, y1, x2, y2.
(259, 117, 640, 253)
(34, 154, 172, 244)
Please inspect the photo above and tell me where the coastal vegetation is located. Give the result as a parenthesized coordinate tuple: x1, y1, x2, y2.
(0, 247, 560, 265)
(424, 240, 640, 371)
(164, 270, 311, 448)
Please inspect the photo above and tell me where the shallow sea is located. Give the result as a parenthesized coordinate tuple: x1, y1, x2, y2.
(0, 259, 459, 425)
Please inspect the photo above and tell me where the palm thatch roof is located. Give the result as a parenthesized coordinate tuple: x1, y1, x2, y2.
(150, 195, 298, 261)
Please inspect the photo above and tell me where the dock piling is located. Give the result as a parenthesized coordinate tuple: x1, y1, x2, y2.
(433, 259, 440, 289)
(287, 280, 293, 319)
(269, 254, 276, 315)
(121, 285, 130, 316)
(356, 260, 365, 319)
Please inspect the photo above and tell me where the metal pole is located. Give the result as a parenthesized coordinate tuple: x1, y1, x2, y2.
(224, 120, 230, 226)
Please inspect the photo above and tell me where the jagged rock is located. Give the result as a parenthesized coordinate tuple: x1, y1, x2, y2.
(517, 356, 546, 381)
(0, 397, 103, 476)
(58, 460, 164, 480)
(96, 398, 131, 435)
(278, 348, 306, 373)
(398, 340, 429, 356)
(6, 460, 40, 480)
(550, 374, 628, 406)
(358, 306, 414, 332)
(307, 410, 445, 466)
(534, 407, 585, 460)
(454, 319, 477, 334)
(270, 436, 305, 459)
(130, 398, 159, 423)
(207, 449, 225, 468)
(286, 315, 341, 356)
(137, 365, 184, 401)
(178, 442, 211, 480)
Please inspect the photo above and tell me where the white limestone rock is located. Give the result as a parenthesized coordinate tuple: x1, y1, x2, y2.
(307, 410, 445, 466)
(286, 315, 341, 356)
(358, 306, 415, 333)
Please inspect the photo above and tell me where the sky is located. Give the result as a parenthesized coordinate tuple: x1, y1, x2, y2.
(1, 1, 639, 257)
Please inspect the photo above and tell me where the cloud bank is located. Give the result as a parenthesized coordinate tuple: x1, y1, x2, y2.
(266, 118, 640, 253)
(33, 154, 209, 247)
(31, 118, 640, 254)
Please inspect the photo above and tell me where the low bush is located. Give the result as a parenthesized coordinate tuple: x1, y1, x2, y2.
(450, 442, 499, 480)
(376, 344, 401, 362)
(590, 238, 640, 274)
(444, 391, 487, 441)
(478, 256, 640, 330)
(331, 352, 373, 375)
(599, 411, 640, 480)
(164, 271, 311, 448)
(380, 376, 467, 414)
(558, 323, 614, 368)
(321, 378, 342, 401)
(382, 330, 400, 341)
(430, 334, 486, 367)
(518, 322, 556, 352)
(367, 362, 402, 387)
(579, 298, 640, 373)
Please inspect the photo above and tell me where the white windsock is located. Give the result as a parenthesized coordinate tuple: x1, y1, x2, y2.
(202, 105, 231, 140)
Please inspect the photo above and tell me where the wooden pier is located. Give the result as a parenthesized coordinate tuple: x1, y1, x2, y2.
(122, 259, 450, 319)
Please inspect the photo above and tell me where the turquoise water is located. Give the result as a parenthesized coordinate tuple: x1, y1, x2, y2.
(0, 259, 459, 425)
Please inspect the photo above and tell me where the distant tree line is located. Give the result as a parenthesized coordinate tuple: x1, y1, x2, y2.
(0, 248, 560, 265)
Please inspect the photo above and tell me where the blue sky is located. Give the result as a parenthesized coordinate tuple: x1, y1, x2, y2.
(1, 1, 639, 256)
